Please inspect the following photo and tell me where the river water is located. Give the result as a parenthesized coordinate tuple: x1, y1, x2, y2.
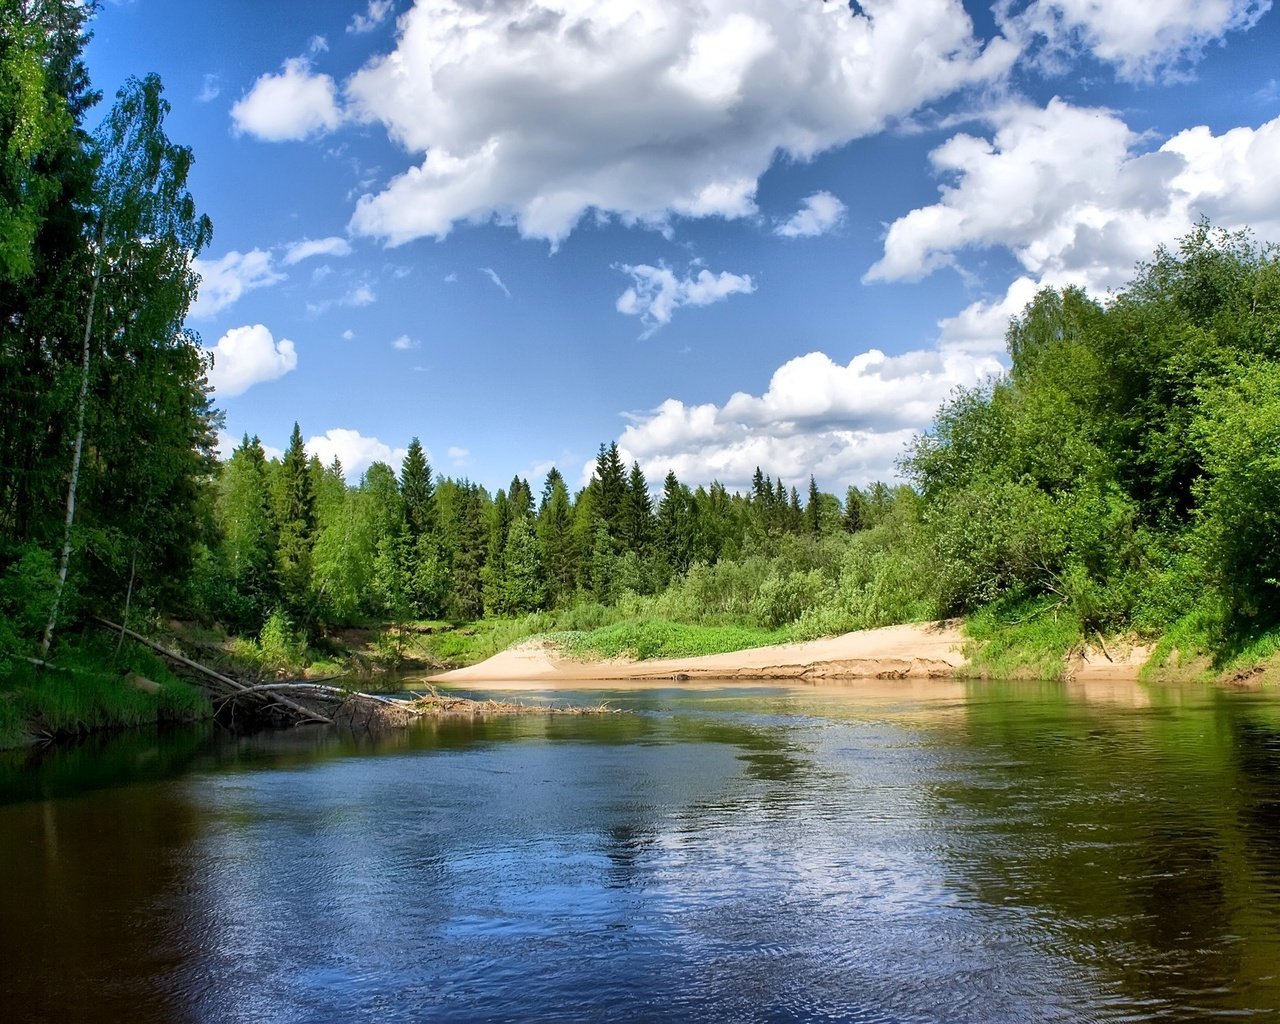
(3, 679, 1280, 1023)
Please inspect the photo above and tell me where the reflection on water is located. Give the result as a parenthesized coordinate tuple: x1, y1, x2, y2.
(2, 681, 1280, 1022)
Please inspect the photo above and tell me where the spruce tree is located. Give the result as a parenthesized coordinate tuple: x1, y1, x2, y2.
(272, 422, 315, 613)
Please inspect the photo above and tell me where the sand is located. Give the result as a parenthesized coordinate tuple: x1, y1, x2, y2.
(429, 621, 983, 689)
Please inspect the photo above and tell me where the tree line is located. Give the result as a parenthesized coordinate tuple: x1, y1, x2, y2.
(3, 1, 1279, 670)
(201, 426, 887, 636)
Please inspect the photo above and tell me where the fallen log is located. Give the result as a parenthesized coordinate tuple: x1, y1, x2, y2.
(93, 617, 333, 726)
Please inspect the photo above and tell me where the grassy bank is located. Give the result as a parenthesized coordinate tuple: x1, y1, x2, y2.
(0, 640, 211, 750)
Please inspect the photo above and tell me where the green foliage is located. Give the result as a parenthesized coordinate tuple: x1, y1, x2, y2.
(1192, 359, 1280, 629)
(961, 598, 1084, 681)
(557, 620, 787, 661)
(0, 544, 58, 659)
(0, 637, 209, 746)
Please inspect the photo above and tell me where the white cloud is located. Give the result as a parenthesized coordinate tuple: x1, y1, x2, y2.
(775, 191, 846, 238)
(444, 272, 458, 283)
(609, 345, 1003, 492)
(615, 262, 755, 336)
(349, 0, 393, 34)
(867, 100, 1280, 294)
(197, 73, 220, 104)
(344, 0, 1016, 245)
(999, 0, 1270, 82)
(284, 236, 352, 265)
(345, 282, 376, 306)
(936, 276, 1042, 353)
(204, 324, 298, 398)
(191, 249, 284, 318)
(342, 328, 356, 340)
(306, 428, 408, 481)
(231, 57, 343, 142)
(391, 334, 418, 350)
(447, 446, 470, 463)
(214, 430, 282, 461)
(479, 267, 511, 297)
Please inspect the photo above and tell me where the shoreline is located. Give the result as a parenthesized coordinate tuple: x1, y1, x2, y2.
(427, 621, 1156, 689)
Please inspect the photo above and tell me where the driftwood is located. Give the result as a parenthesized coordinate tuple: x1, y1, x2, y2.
(94, 617, 333, 725)
(93, 618, 623, 731)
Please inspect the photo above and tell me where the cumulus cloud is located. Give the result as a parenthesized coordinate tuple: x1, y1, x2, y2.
(615, 262, 756, 336)
(204, 324, 298, 398)
(447, 446, 470, 463)
(343, 0, 1016, 244)
(349, 0, 393, 34)
(610, 345, 1003, 491)
(284, 236, 352, 265)
(306, 428, 409, 481)
(191, 249, 284, 318)
(775, 191, 847, 238)
(391, 334, 418, 350)
(999, 0, 1270, 81)
(232, 57, 344, 142)
(867, 100, 1280, 294)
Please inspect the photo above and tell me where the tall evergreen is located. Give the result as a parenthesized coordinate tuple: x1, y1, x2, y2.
(620, 461, 655, 558)
(537, 469, 576, 604)
(272, 423, 315, 612)
(805, 476, 822, 535)
(400, 438, 435, 539)
(592, 441, 626, 539)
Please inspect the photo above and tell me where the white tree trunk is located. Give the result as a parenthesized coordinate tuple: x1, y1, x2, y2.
(41, 263, 101, 658)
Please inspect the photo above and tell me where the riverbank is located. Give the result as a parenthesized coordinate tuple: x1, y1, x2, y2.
(429, 620, 1165, 688)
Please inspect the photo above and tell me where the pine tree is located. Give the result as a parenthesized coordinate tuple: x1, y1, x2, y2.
(620, 461, 655, 558)
(537, 469, 576, 604)
(658, 470, 694, 575)
(400, 438, 435, 539)
(806, 475, 822, 535)
(272, 422, 315, 613)
(842, 485, 867, 533)
(593, 441, 626, 538)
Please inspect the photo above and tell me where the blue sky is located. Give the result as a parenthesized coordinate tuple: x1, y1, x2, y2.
(85, 0, 1280, 493)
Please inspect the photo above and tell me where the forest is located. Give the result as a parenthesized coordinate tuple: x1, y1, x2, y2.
(3, 1, 1280, 739)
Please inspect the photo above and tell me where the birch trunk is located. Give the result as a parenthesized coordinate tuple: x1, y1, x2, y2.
(41, 261, 101, 657)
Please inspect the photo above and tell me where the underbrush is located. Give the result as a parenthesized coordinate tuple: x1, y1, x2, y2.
(961, 598, 1085, 681)
(0, 638, 210, 748)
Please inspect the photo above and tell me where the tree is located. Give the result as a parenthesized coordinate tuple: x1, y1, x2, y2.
(592, 441, 626, 539)
(272, 423, 315, 614)
(400, 438, 436, 539)
(658, 470, 694, 576)
(805, 476, 822, 535)
(503, 515, 545, 612)
(537, 469, 576, 604)
(619, 461, 655, 559)
(43, 72, 213, 654)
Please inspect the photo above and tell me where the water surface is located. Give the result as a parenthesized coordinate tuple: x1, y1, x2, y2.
(3, 679, 1280, 1022)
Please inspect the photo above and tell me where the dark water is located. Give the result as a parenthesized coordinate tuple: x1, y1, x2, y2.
(4, 679, 1280, 1023)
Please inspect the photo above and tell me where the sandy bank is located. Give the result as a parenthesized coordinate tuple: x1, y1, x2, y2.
(430, 621, 979, 688)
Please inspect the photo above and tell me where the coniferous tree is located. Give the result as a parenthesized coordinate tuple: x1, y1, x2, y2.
(537, 469, 576, 604)
(620, 461, 655, 558)
(658, 470, 694, 576)
(806, 476, 822, 535)
(592, 441, 626, 540)
(843, 485, 867, 533)
(450, 483, 488, 619)
(272, 423, 315, 614)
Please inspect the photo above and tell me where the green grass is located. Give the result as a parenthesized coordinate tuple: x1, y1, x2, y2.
(553, 619, 789, 661)
(961, 598, 1085, 680)
(0, 639, 211, 749)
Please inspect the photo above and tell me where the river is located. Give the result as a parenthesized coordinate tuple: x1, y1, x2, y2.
(3, 678, 1280, 1022)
